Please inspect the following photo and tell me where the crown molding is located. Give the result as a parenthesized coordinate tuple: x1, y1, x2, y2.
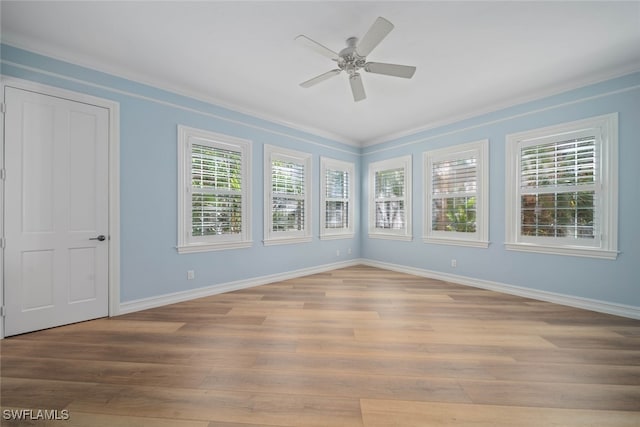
(1, 39, 361, 148)
(363, 62, 640, 148)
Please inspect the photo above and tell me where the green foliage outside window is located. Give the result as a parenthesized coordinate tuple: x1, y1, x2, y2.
(521, 191, 595, 238)
(432, 196, 476, 232)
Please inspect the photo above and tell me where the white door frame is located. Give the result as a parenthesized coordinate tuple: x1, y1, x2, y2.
(1, 77, 120, 339)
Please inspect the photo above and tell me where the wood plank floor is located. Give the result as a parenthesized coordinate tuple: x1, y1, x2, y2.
(2, 265, 639, 426)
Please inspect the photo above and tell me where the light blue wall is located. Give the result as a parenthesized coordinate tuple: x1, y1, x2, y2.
(1, 45, 361, 302)
(2, 45, 639, 310)
(361, 72, 640, 308)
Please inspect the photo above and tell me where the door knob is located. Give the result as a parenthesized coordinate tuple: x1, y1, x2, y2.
(89, 235, 106, 241)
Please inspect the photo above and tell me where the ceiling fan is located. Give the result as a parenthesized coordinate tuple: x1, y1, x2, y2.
(296, 17, 416, 102)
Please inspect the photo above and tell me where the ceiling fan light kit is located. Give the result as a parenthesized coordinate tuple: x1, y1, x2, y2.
(296, 17, 417, 102)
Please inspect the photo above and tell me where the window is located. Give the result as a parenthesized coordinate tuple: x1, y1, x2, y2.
(424, 140, 489, 247)
(320, 157, 355, 239)
(177, 125, 252, 253)
(368, 155, 412, 240)
(505, 113, 618, 259)
(264, 145, 312, 245)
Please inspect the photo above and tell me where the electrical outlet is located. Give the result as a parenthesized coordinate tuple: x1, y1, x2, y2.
(336, 249, 340, 257)
(451, 259, 457, 268)
(187, 270, 195, 280)
(348, 247, 352, 255)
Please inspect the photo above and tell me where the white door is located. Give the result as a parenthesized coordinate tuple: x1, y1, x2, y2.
(4, 86, 109, 336)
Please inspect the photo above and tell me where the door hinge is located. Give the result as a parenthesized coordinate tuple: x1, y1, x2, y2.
(0, 237, 5, 249)
(0, 168, 5, 181)
(0, 306, 5, 318)
(0, 102, 5, 114)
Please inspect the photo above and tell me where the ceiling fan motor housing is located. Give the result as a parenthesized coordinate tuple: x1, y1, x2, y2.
(338, 37, 366, 75)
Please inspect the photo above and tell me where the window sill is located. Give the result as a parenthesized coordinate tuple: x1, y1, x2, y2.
(368, 233, 413, 242)
(263, 236, 313, 246)
(320, 233, 355, 241)
(423, 237, 489, 248)
(504, 242, 618, 260)
(177, 241, 253, 254)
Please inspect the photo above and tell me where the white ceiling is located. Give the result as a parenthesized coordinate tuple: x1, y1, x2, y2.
(2, 1, 640, 146)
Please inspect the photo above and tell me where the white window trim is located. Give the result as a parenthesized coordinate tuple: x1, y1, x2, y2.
(368, 155, 412, 241)
(264, 145, 312, 246)
(177, 125, 252, 253)
(423, 139, 489, 248)
(505, 113, 618, 259)
(320, 157, 355, 240)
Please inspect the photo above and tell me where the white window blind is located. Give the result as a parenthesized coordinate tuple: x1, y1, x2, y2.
(375, 167, 405, 230)
(431, 156, 477, 233)
(272, 159, 305, 232)
(325, 168, 349, 229)
(423, 140, 488, 247)
(520, 135, 597, 240)
(191, 144, 243, 236)
(320, 157, 355, 239)
(368, 155, 412, 241)
(263, 145, 312, 245)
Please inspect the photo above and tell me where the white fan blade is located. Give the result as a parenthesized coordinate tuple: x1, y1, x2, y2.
(365, 62, 416, 79)
(295, 35, 339, 61)
(356, 17, 394, 57)
(300, 69, 342, 88)
(349, 73, 366, 102)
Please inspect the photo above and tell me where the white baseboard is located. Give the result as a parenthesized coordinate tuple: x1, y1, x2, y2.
(118, 259, 360, 315)
(361, 259, 640, 320)
(118, 258, 639, 320)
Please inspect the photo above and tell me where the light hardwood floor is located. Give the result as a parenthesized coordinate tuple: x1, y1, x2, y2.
(1, 265, 639, 426)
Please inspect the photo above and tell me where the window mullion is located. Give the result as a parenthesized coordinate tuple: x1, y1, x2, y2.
(375, 195, 405, 202)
